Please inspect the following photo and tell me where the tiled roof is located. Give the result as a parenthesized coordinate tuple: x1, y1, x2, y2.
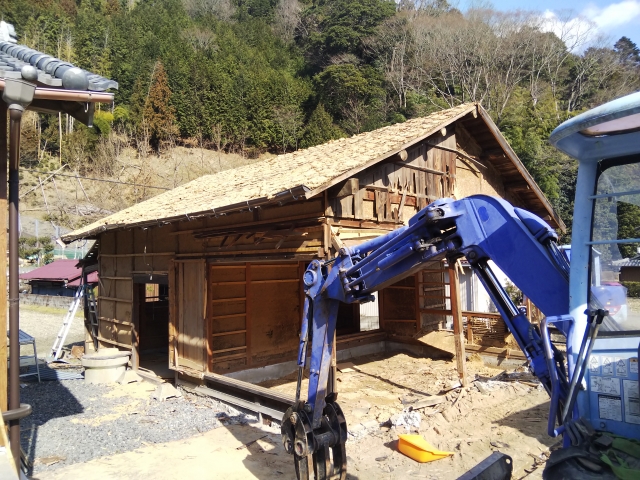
(617, 255, 640, 268)
(20, 259, 99, 284)
(0, 22, 117, 92)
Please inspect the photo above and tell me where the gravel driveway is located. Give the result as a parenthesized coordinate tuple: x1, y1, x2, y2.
(20, 380, 262, 475)
(12, 306, 272, 476)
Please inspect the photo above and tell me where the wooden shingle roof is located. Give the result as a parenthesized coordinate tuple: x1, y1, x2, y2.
(63, 103, 562, 241)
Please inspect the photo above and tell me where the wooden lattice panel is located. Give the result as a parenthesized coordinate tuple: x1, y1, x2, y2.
(464, 312, 506, 347)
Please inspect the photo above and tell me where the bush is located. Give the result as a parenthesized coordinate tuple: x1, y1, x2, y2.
(19, 236, 54, 264)
(622, 281, 640, 298)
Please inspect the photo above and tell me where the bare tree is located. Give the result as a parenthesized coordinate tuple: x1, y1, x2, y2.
(527, 10, 596, 115)
(273, 0, 302, 43)
(366, 15, 415, 109)
(181, 26, 216, 51)
(405, 8, 599, 124)
(342, 98, 369, 135)
(182, 0, 236, 21)
(273, 105, 303, 153)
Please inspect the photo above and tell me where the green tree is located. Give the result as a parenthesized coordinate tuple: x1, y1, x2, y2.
(19, 236, 54, 264)
(614, 36, 640, 66)
(299, 104, 344, 148)
(617, 202, 640, 258)
(302, 0, 397, 66)
(314, 63, 386, 134)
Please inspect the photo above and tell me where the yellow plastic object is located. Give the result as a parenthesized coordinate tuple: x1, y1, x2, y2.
(397, 434, 454, 463)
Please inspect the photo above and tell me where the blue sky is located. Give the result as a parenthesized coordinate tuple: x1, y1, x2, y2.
(463, 1, 640, 48)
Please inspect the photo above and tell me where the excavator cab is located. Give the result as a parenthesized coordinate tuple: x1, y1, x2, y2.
(546, 93, 640, 477)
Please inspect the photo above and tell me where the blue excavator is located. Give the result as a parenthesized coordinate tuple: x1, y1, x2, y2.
(281, 92, 640, 479)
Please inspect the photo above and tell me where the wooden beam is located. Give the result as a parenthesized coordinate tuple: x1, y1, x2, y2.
(131, 283, 140, 371)
(99, 252, 175, 258)
(393, 162, 446, 176)
(448, 263, 468, 386)
(393, 149, 408, 162)
(464, 344, 526, 361)
(329, 226, 345, 252)
(335, 178, 359, 198)
(246, 263, 252, 366)
(171, 214, 325, 237)
(184, 247, 320, 256)
(328, 218, 398, 231)
(503, 180, 531, 191)
(96, 336, 134, 349)
(323, 222, 331, 258)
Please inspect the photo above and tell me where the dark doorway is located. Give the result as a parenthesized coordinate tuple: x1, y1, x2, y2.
(134, 275, 170, 380)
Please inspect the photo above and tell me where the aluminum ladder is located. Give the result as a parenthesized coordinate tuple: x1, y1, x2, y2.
(50, 283, 85, 361)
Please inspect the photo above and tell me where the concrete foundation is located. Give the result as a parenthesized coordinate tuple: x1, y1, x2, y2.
(228, 340, 390, 384)
(226, 340, 525, 384)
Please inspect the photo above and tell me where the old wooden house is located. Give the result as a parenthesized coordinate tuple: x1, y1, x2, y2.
(63, 103, 563, 389)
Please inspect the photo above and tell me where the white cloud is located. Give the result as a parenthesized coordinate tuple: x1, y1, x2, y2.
(540, 10, 599, 51)
(540, 2, 640, 51)
(582, 1, 640, 30)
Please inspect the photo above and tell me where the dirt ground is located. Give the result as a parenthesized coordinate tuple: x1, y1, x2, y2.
(29, 351, 554, 480)
(33, 422, 295, 480)
(15, 304, 85, 359)
(263, 352, 554, 479)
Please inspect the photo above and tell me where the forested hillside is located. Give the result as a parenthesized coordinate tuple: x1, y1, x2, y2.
(2, 0, 640, 237)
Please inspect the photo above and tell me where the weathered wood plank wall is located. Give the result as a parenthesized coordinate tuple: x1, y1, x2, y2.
(94, 127, 505, 374)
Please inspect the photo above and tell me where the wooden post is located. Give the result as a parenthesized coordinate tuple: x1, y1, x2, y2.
(0, 102, 7, 412)
(245, 263, 252, 366)
(448, 263, 468, 386)
(323, 229, 338, 396)
(131, 283, 140, 371)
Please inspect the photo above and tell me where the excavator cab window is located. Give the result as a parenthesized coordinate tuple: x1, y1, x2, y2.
(590, 156, 640, 332)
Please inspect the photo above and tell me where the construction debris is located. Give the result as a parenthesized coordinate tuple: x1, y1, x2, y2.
(264, 352, 553, 478)
(390, 410, 422, 430)
(70, 345, 84, 359)
(118, 370, 143, 385)
(152, 383, 183, 401)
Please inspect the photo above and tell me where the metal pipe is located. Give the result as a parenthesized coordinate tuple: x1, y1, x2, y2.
(0, 101, 7, 414)
(562, 310, 606, 426)
(295, 297, 311, 404)
(0, 80, 113, 103)
(540, 316, 563, 437)
(2, 403, 31, 422)
(8, 105, 22, 469)
(560, 314, 593, 423)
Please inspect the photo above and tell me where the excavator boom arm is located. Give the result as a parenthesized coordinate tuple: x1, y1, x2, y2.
(282, 195, 573, 479)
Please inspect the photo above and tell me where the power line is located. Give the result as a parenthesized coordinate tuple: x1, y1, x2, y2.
(19, 168, 171, 190)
